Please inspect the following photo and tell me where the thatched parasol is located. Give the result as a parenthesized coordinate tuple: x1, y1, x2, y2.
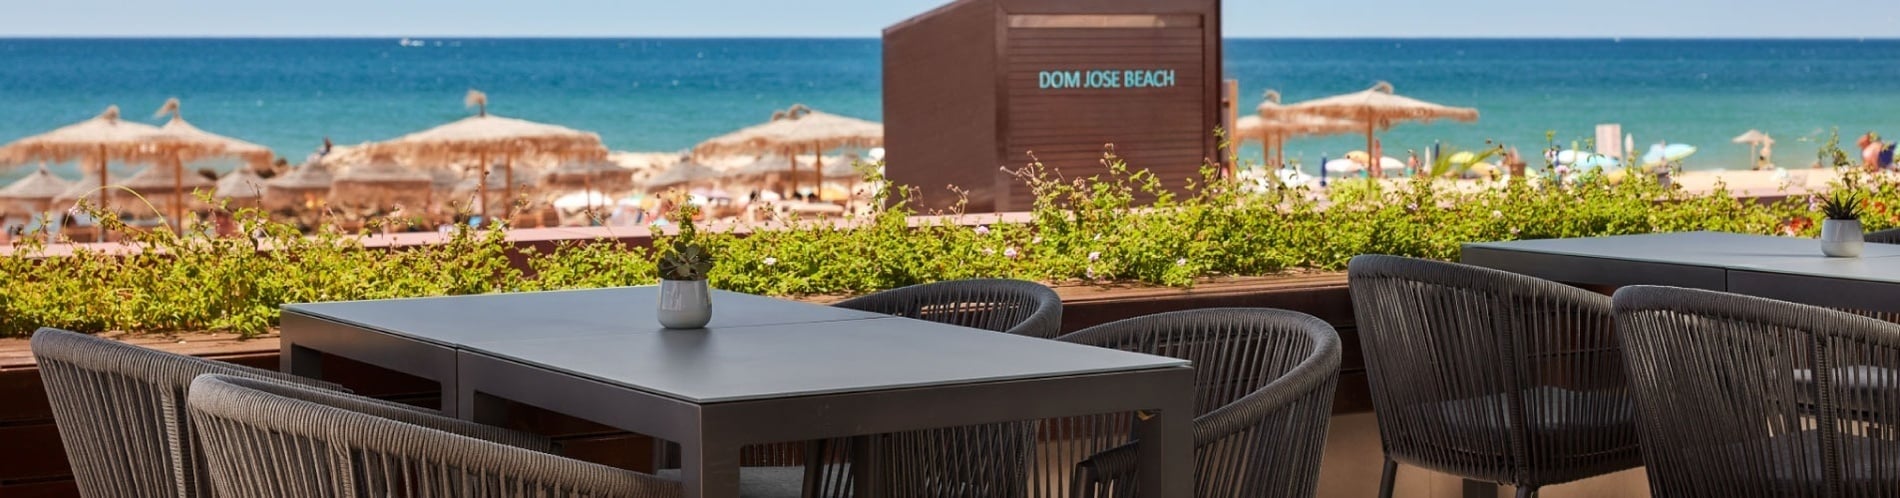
(1733, 129, 1775, 169)
(453, 166, 540, 212)
(53, 171, 109, 209)
(1276, 82, 1478, 177)
(367, 90, 608, 222)
(214, 167, 266, 201)
(264, 158, 334, 210)
(693, 104, 881, 195)
(0, 106, 172, 232)
(114, 163, 215, 216)
(147, 98, 275, 226)
(645, 156, 723, 192)
(541, 159, 636, 209)
(329, 153, 433, 212)
(0, 165, 74, 216)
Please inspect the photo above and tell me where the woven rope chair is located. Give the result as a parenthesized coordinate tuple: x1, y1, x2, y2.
(1615, 285, 1900, 497)
(29, 327, 349, 498)
(1865, 227, 1900, 245)
(800, 278, 1065, 498)
(1346, 255, 1641, 498)
(831, 278, 1065, 339)
(187, 374, 681, 498)
(1053, 308, 1340, 498)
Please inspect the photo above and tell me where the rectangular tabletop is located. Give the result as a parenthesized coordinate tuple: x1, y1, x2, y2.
(462, 316, 1188, 404)
(284, 287, 890, 346)
(1461, 231, 1900, 311)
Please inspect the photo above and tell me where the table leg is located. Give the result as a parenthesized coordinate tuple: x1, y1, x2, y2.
(284, 343, 323, 378)
(464, 390, 508, 425)
(849, 435, 881, 498)
(682, 435, 741, 498)
(1134, 386, 1195, 498)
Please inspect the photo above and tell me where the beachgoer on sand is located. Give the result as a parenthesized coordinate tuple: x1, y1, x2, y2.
(1406, 150, 1420, 175)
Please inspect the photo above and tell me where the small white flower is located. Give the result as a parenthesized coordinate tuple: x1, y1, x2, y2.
(1087, 251, 1101, 262)
(974, 225, 990, 236)
(1003, 247, 1020, 259)
(761, 257, 778, 266)
(1175, 258, 1187, 266)
(1031, 236, 1043, 244)
(1085, 266, 1097, 279)
(1510, 227, 1521, 235)
(981, 247, 996, 256)
(1406, 203, 1419, 211)
(1490, 210, 1503, 218)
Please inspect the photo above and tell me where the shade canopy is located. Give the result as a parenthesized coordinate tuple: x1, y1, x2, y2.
(335, 154, 433, 184)
(694, 104, 883, 157)
(213, 167, 266, 199)
(453, 167, 541, 196)
(1275, 82, 1479, 125)
(329, 154, 433, 209)
(1732, 129, 1775, 146)
(1276, 82, 1478, 176)
(0, 165, 75, 204)
(820, 156, 862, 179)
(731, 154, 799, 178)
(645, 157, 723, 190)
(152, 99, 274, 167)
(266, 159, 335, 191)
(0, 106, 171, 167)
(118, 163, 214, 193)
(368, 91, 608, 166)
(53, 172, 107, 207)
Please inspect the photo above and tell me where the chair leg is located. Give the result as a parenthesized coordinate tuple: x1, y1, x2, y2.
(1516, 485, 1538, 498)
(1378, 457, 1398, 498)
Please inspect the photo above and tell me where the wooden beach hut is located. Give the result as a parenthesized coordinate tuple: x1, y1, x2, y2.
(882, 0, 1223, 212)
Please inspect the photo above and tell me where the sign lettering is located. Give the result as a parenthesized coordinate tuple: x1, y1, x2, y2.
(1037, 69, 1176, 90)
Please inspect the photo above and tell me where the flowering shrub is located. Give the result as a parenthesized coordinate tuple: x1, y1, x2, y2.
(0, 147, 1883, 338)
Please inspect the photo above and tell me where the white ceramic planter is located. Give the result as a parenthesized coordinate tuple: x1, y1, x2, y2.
(657, 279, 712, 329)
(1822, 219, 1865, 258)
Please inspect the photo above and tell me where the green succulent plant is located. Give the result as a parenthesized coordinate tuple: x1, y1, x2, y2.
(657, 203, 714, 281)
(1820, 189, 1864, 221)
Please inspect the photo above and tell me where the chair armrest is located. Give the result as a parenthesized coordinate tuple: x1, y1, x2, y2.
(208, 374, 554, 453)
(1071, 442, 1140, 497)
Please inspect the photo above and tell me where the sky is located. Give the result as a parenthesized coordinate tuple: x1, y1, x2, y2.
(0, 0, 1897, 38)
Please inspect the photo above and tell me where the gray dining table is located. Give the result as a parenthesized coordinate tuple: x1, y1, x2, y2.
(279, 286, 1195, 498)
(1461, 231, 1900, 312)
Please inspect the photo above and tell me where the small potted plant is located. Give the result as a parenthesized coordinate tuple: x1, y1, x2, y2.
(1819, 187, 1865, 257)
(656, 202, 714, 328)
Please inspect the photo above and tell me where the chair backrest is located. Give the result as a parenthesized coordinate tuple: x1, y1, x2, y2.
(832, 278, 1063, 338)
(1615, 285, 1900, 497)
(1347, 255, 1633, 484)
(1866, 227, 1900, 245)
(29, 327, 341, 498)
(187, 374, 679, 498)
(1057, 308, 1341, 498)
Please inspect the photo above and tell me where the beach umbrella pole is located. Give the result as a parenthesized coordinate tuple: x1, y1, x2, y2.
(504, 155, 515, 223)
(1365, 119, 1378, 178)
(173, 156, 184, 233)
(477, 152, 489, 226)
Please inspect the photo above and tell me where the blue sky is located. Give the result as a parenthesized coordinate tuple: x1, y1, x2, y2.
(2, 0, 1897, 38)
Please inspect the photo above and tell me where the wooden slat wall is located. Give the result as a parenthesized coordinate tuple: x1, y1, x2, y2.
(880, 0, 1002, 212)
(998, 25, 1210, 210)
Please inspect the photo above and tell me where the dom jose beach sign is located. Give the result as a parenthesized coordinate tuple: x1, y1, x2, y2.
(1038, 69, 1177, 89)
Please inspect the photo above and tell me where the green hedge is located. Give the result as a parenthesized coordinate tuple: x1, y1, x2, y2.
(0, 151, 1889, 338)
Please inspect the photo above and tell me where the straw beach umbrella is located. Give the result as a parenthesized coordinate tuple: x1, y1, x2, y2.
(329, 153, 433, 214)
(148, 98, 274, 228)
(0, 106, 171, 235)
(645, 156, 723, 192)
(264, 158, 334, 210)
(368, 90, 608, 222)
(1276, 82, 1479, 177)
(0, 165, 73, 222)
(1733, 129, 1774, 169)
(213, 167, 266, 206)
(694, 104, 881, 196)
(115, 163, 214, 217)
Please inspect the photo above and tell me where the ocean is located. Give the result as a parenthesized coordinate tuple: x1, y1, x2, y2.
(2, 38, 1898, 181)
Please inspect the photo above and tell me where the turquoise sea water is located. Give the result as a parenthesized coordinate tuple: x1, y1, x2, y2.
(1, 38, 1897, 181)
